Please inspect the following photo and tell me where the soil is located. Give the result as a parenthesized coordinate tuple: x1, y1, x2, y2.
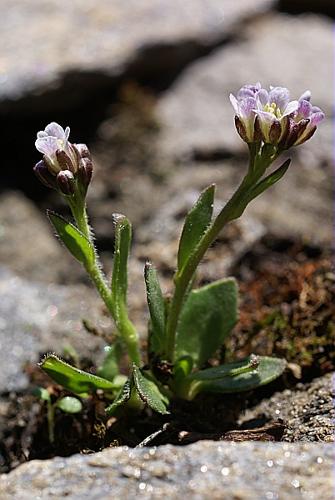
(0, 235, 333, 474)
(229, 235, 334, 378)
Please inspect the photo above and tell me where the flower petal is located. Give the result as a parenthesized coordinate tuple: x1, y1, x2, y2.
(299, 90, 311, 102)
(229, 94, 239, 114)
(297, 99, 312, 119)
(269, 87, 290, 111)
(64, 126, 71, 140)
(310, 111, 325, 127)
(45, 122, 67, 140)
(254, 110, 275, 125)
(239, 97, 257, 118)
(311, 105, 322, 114)
(37, 131, 48, 139)
(35, 136, 59, 156)
(256, 89, 269, 108)
(283, 100, 299, 116)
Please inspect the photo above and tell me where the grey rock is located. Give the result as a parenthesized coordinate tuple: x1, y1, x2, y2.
(241, 373, 335, 442)
(135, 179, 265, 280)
(0, 191, 85, 284)
(0, 441, 333, 499)
(158, 13, 333, 165)
(0, 0, 274, 111)
(0, 267, 110, 391)
(242, 156, 332, 242)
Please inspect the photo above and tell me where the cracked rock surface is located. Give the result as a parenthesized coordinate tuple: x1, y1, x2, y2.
(241, 373, 335, 442)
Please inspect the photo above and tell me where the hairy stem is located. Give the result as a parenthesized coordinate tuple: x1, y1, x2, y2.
(68, 196, 141, 366)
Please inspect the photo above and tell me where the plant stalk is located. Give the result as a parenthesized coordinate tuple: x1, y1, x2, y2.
(67, 195, 141, 366)
(165, 145, 274, 362)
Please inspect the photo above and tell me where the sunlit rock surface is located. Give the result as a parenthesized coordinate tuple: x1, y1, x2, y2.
(158, 13, 332, 164)
(0, 0, 274, 110)
(0, 267, 108, 391)
(241, 373, 335, 442)
(0, 441, 333, 499)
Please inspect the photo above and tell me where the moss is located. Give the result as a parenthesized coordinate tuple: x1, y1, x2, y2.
(229, 238, 335, 377)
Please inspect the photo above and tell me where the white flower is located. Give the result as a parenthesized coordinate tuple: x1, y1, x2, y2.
(35, 122, 73, 174)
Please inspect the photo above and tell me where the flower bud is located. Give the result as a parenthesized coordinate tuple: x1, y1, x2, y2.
(57, 170, 76, 195)
(78, 157, 93, 191)
(33, 160, 57, 189)
(56, 149, 76, 173)
(234, 116, 248, 143)
(73, 143, 91, 160)
(268, 120, 281, 144)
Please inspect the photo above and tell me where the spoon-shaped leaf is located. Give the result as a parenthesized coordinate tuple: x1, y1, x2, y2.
(246, 159, 291, 203)
(179, 356, 286, 400)
(40, 354, 117, 395)
(105, 379, 132, 415)
(144, 262, 166, 356)
(175, 278, 238, 368)
(132, 365, 169, 414)
(47, 211, 95, 268)
(177, 184, 215, 272)
(106, 366, 169, 415)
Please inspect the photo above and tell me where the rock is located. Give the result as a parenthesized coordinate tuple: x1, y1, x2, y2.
(156, 14, 333, 243)
(0, 191, 86, 284)
(134, 174, 266, 284)
(0, 0, 275, 112)
(241, 373, 335, 442)
(0, 267, 110, 391)
(158, 13, 333, 165)
(242, 157, 332, 242)
(0, 441, 333, 499)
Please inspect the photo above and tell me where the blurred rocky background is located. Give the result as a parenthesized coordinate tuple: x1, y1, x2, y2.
(0, 0, 333, 386)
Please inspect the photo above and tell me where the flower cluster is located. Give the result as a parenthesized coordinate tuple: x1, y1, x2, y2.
(34, 122, 93, 196)
(230, 83, 324, 148)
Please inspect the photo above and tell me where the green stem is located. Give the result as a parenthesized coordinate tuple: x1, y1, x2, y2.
(67, 195, 141, 366)
(47, 401, 55, 444)
(165, 145, 272, 362)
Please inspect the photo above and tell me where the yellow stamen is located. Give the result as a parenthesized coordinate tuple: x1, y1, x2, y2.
(264, 102, 282, 119)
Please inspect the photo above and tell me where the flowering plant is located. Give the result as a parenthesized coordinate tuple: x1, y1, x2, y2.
(33, 84, 324, 421)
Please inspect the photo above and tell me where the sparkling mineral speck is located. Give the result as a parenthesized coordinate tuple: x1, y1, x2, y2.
(221, 467, 230, 476)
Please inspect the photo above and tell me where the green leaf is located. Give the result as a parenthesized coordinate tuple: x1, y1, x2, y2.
(175, 278, 238, 368)
(56, 396, 83, 414)
(97, 344, 123, 381)
(105, 379, 132, 415)
(177, 185, 215, 271)
(132, 366, 169, 414)
(246, 159, 291, 203)
(39, 355, 117, 395)
(106, 366, 169, 416)
(111, 214, 131, 317)
(144, 262, 165, 356)
(181, 356, 286, 400)
(48, 211, 94, 267)
(33, 387, 51, 402)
